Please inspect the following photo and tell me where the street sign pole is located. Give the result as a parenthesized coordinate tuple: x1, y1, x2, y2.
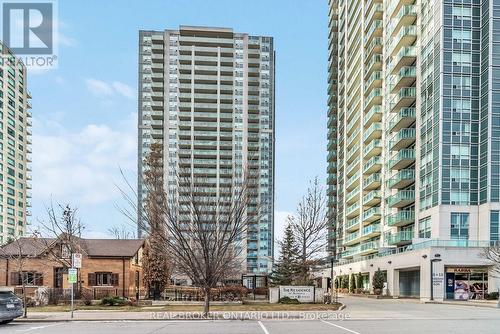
(70, 279, 74, 319)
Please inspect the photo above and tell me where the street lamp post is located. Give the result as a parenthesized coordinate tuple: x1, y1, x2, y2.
(430, 256, 442, 301)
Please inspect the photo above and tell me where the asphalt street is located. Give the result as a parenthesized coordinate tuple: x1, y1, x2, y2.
(1, 297, 498, 334)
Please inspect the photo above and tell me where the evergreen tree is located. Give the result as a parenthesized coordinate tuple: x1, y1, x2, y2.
(270, 223, 299, 286)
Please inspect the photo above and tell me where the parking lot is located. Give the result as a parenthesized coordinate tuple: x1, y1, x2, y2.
(1, 297, 499, 333)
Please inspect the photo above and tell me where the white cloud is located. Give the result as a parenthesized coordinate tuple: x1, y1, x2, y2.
(32, 113, 137, 205)
(59, 33, 78, 47)
(86, 78, 135, 100)
(85, 78, 114, 97)
(112, 81, 135, 99)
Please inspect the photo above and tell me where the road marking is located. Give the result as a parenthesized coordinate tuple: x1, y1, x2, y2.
(321, 319, 361, 334)
(16, 323, 62, 332)
(258, 320, 270, 334)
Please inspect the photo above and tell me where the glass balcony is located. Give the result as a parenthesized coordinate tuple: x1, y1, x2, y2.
(365, 20, 383, 45)
(347, 158, 361, 177)
(362, 206, 381, 223)
(387, 210, 415, 227)
(363, 122, 382, 143)
(366, 3, 383, 27)
(363, 190, 381, 206)
(391, 46, 416, 74)
(364, 88, 382, 111)
(387, 190, 415, 208)
(363, 139, 382, 159)
(363, 173, 381, 190)
(394, 5, 417, 24)
(389, 148, 416, 170)
(363, 156, 382, 174)
(390, 87, 416, 113)
(342, 245, 360, 259)
(361, 223, 381, 240)
(364, 105, 383, 127)
(389, 107, 416, 132)
(366, 71, 382, 91)
(347, 187, 360, 205)
(392, 66, 417, 92)
(344, 231, 360, 246)
(346, 172, 360, 191)
(346, 143, 360, 164)
(390, 128, 416, 150)
(346, 216, 360, 232)
(390, 25, 417, 56)
(360, 240, 379, 255)
(388, 169, 415, 189)
(387, 229, 414, 245)
(365, 54, 382, 78)
(346, 202, 360, 219)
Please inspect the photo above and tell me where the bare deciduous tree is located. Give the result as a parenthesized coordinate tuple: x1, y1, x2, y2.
(0, 235, 41, 318)
(290, 177, 329, 284)
(107, 225, 136, 239)
(119, 142, 257, 315)
(483, 243, 500, 277)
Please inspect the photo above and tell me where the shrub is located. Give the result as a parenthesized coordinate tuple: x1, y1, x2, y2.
(486, 292, 499, 300)
(81, 289, 93, 306)
(101, 296, 128, 306)
(279, 296, 300, 304)
(372, 269, 385, 294)
(349, 274, 355, 294)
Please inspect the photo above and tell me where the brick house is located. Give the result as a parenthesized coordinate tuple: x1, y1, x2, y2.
(0, 236, 145, 299)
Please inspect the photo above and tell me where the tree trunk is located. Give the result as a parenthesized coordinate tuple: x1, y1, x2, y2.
(22, 284, 27, 318)
(203, 287, 210, 317)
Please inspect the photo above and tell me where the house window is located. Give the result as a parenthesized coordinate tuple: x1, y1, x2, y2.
(11, 271, 43, 286)
(88, 272, 119, 286)
(451, 213, 469, 240)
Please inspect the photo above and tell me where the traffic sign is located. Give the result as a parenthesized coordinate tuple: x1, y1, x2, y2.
(72, 253, 82, 268)
(68, 268, 77, 284)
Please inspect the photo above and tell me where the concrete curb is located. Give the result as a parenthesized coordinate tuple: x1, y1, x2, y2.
(13, 307, 348, 323)
(423, 301, 499, 309)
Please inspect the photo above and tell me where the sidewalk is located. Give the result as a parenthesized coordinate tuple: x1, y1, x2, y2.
(425, 300, 499, 309)
(14, 308, 348, 323)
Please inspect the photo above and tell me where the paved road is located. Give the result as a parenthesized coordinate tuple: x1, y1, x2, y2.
(0, 297, 498, 334)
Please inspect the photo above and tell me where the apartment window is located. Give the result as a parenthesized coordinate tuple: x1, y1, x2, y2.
(452, 30, 472, 43)
(451, 213, 469, 240)
(452, 52, 471, 66)
(491, 211, 499, 241)
(452, 6, 472, 19)
(419, 217, 432, 238)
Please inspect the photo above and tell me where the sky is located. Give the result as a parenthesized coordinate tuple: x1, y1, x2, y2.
(28, 0, 329, 244)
